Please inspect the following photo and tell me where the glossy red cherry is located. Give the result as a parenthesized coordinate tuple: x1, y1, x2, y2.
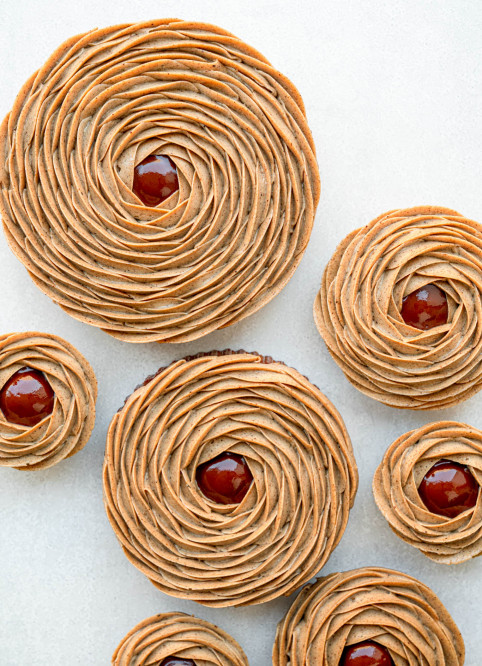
(418, 459, 479, 518)
(159, 658, 196, 666)
(400, 283, 448, 330)
(340, 641, 394, 666)
(0, 367, 55, 426)
(196, 452, 253, 505)
(133, 154, 179, 206)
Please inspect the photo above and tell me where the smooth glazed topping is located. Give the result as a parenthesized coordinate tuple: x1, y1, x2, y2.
(273, 567, 465, 666)
(0, 20, 320, 343)
(340, 641, 393, 666)
(314, 206, 482, 409)
(112, 612, 248, 666)
(0, 332, 97, 470)
(373, 421, 482, 564)
(196, 452, 253, 504)
(418, 459, 479, 518)
(401, 283, 448, 330)
(0, 367, 55, 426)
(132, 155, 179, 206)
(103, 351, 358, 607)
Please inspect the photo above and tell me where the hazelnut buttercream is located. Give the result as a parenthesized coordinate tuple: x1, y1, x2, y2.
(0, 19, 320, 343)
(103, 351, 358, 607)
(273, 566, 465, 666)
(313, 205, 482, 409)
(373, 421, 482, 564)
(112, 612, 248, 665)
(0, 331, 96, 470)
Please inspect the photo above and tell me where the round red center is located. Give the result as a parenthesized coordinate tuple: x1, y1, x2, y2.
(0, 367, 55, 427)
(132, 154, 179, 206)
(418, 459, 479, 518)
(340, 641, 394, 666)
(400, 283, 448, 330)
(159, 658, 196, 666)
(196, 452, 253, 505)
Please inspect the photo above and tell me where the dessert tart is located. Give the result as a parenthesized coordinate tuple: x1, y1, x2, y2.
(373, 421, 482, 564)
(0, 19, 320, 343)
(112, 612, 248, 665)
(313, 205, 482, 409)
(103, 350, 358, 607)
(0, 331, 96, 470)
(273, 566, 465, 665)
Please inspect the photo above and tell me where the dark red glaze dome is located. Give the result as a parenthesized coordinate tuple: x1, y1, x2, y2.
(196, 452, 253, 505)
(0, 367, 55, 426)
(133, 154, 179, 206)
(400, 283, 448, 330)
(418, 459, 479, 518)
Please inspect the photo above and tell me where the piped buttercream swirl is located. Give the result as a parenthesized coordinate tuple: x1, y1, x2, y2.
(313, 205, 482, 409)
(103, 351, 357, 607)
(273, 566, 465, 666)
(373, 421, 482, 564)
(112, 612, 248, 665)
(0, 19, 320, 343)
(0, 331, 96, 470)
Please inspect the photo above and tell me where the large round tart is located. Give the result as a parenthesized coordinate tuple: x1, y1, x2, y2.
(103, 350, 357, 606)
(0, 20, 320, 343)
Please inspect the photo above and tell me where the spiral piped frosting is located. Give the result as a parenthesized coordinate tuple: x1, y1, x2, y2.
(0, 20, 320, 343)
(103, 351, 357, 607)
(0, 332, 96, 470)
(112, 612, 248, 665)
(314, 205, 482, 409)
(373, 421, 482, 564)
(273, 567, 465, 666)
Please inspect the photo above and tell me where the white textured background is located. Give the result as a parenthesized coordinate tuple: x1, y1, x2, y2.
(0, 1, 481, 664)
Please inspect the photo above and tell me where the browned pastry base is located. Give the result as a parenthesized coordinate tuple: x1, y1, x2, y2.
(112, 612, 248, 665)
(273, 567, 465, 665)
(0, 19, 320, 343)
(0, 331, 97, 470)
(103, 350, 358, 607)
(314, 205, 482, 409)
(373, 421, 482, 564)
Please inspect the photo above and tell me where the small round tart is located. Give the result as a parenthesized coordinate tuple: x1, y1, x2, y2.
(112, 612, 248, 665)
(313, 205, 482, 409)
(103, 350, 358, 607)
(273, 567, 465, 666)
(0, 19, 320, 344)
(0, 332, 97, 470)
(373, 421, 482, 564)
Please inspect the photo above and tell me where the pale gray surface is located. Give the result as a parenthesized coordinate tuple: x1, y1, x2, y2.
(0, 0, 481, 664)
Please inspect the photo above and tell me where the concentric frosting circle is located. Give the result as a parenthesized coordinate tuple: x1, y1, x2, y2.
(0, 331, 96, 470)
(273, 566, 465, 666)
(373, 421, 482, 564)
(112, 612, 248, 665)
(103, 351, 357, 607)
(313, 205, 482, 409)
(0, 19, 320, 343)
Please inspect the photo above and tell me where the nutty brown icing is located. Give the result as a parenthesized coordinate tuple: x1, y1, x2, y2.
(0, 332, 97, 470)
(0, 19, 320, 344)
(273, 566, 465, 666)
(373, 421, 482, 564)
(103, 351, 357, 607)
(313, 205, 482, 409)
(112, 612, 248, 665)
